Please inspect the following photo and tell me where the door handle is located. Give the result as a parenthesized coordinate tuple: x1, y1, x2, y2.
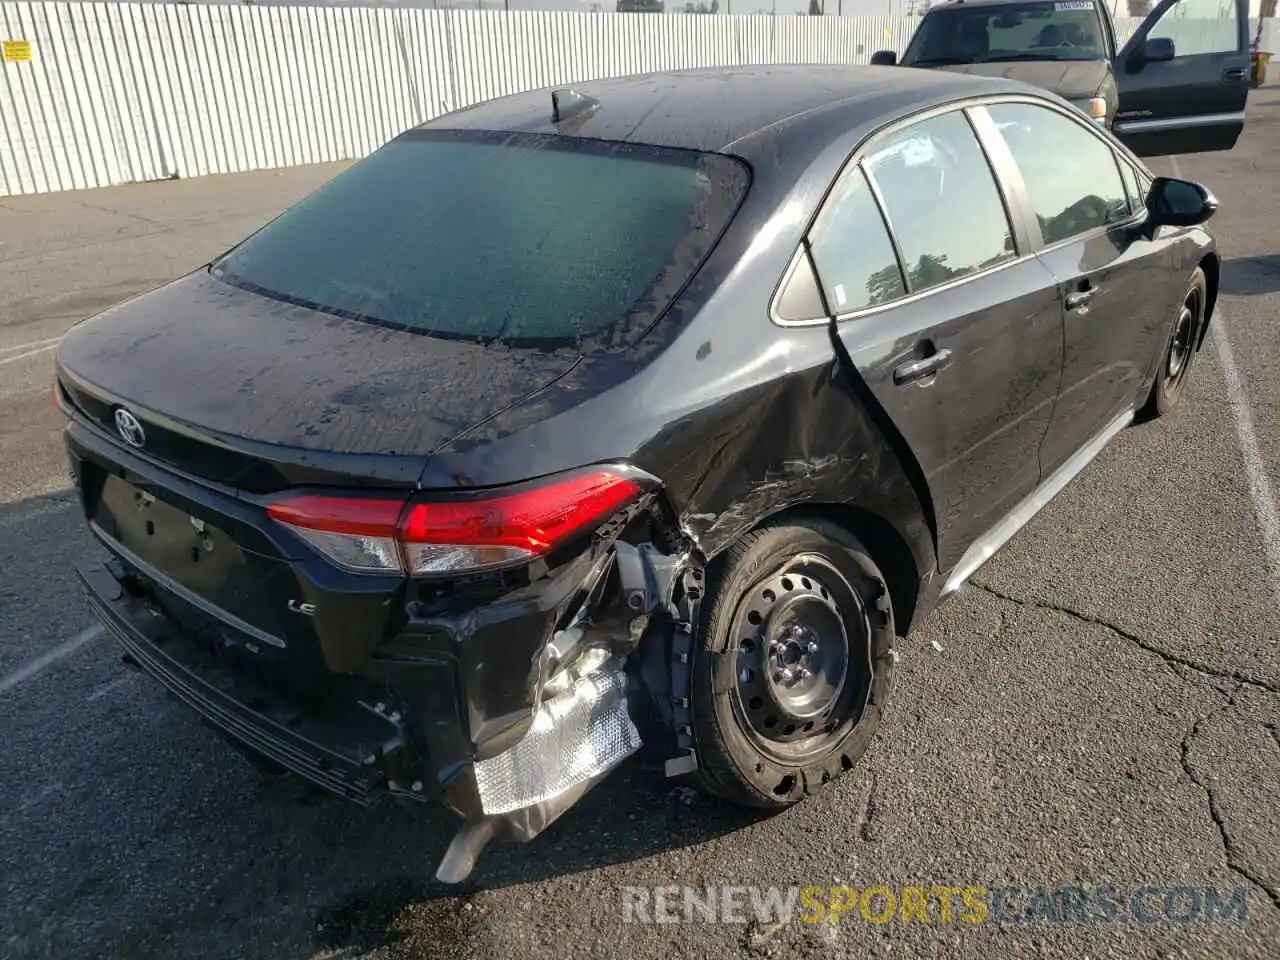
(893, 348, 953, 386)
(1065, 287, 1099, 311)
(1223, 67, 1247, 82)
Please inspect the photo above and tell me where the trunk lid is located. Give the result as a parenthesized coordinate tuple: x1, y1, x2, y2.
(56, 271, 580, 492)
(60, 270, 579, 671)
(57, 131, 750, 494)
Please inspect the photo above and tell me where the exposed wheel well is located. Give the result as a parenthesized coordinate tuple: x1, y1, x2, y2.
(1198, 252, 1219, 351)
(743, 503, 923, 637)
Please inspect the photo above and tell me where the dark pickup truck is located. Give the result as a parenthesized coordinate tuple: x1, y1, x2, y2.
(873, 0, 1254, 157)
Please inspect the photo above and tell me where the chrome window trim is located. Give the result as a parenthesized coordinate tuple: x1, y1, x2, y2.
(767, 91, 1180, 330)
(768, 92, 1078, 329)
(772, 245, 1040, 329)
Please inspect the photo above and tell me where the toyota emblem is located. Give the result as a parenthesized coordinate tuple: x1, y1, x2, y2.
(114, 408, 146, 448)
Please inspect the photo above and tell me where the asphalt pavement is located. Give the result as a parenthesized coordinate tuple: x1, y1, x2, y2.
(2, 92, 1279, 960)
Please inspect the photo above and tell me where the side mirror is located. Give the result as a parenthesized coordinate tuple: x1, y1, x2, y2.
(870, 50, 898, 66)
(1140, 37, 1176, 63)
(1146, 176, 1218, 229)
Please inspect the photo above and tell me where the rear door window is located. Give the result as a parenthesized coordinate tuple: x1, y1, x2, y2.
(863, 110, 1017, 294)
(805, 167, 906, 315)
(211, 131, 749, 348)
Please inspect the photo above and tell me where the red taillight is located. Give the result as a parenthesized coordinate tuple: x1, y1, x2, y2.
(266, 495, 403, 537)
(266, 471, 644, 576)
(266, 495, 404, 573)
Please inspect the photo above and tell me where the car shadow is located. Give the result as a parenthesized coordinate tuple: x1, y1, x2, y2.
(305, 761, 769, 958)
(1219, 254, 1280, 296)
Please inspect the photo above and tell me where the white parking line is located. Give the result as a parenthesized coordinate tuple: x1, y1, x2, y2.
(0, 624, 104, 696)
(0, 343, 58, 367)
(1170, 154, 1280, 608)
(86, 674, 134, 702)
(0, 335, 61, 356)
(1210, 316, 1280, 607)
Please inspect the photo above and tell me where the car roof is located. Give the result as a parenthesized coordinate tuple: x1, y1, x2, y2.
(416, 64, 1038, 161)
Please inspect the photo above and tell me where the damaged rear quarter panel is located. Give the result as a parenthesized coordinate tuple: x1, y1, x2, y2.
(424, 317, 937, 637)
(637, 343, 937, 612)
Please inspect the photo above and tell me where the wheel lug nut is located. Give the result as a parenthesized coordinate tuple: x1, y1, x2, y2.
(776, 668, 794, 683)
(798, 668, 812, 680)
(806, 641, 819, 654)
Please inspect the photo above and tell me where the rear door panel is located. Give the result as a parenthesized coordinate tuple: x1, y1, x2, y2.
(800, 107, 1065, 573)
(1113, 0, 1251, 156)
(836, 265, 1064, 572)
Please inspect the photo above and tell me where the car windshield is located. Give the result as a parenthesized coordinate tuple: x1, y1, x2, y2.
(210, 130, 749, 348)
(904, 0, 1108, 65)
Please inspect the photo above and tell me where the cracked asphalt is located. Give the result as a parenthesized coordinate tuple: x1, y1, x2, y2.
(2, 90, 1280, 960)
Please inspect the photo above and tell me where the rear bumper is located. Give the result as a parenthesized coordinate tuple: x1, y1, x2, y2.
(61, 416, 605, 791)
(66, 411, 651, 855)
(78, 558, 419, 806)
(79, 553, 646, 834)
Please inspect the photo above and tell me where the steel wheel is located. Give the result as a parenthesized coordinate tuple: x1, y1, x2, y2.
(1139, 266, 1208, 422)
(686, 520, 896, 809)
(1164, 289, 1201, 391)
(730, 555, 872, 761)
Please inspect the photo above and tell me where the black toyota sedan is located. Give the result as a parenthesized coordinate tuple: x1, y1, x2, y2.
(58, 64, 1228, 883)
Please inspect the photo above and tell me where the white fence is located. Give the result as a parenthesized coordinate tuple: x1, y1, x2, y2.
(0, 4, 1274, 197)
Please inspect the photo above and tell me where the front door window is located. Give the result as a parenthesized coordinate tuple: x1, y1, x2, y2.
(1144, 0, 1240, 57)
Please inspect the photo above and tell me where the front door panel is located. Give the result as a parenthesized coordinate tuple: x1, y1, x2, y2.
(974, 99, 1175, 470)
(1035, 226, 1174, 473)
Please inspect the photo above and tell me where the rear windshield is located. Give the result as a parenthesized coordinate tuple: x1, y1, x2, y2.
(904, 1, 1108, 65)
(211, 131, 749, 348)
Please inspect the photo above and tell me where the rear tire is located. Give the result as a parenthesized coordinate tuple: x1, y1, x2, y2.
(1139, 267, 1208, 422)
(687, 519, 896, 808)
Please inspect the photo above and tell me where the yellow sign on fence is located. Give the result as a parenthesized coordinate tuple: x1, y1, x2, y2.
(3, 39, 33, 63)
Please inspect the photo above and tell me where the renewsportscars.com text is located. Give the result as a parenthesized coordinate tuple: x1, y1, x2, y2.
(620, 884, 1252, 925)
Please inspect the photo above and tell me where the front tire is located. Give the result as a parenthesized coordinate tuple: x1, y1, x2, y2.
(687, 519, 896, 808)
(1139, 267, 1208, 421)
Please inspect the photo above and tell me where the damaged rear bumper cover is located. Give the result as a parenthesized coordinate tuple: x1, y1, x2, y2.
(77, 558, 645, 879)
